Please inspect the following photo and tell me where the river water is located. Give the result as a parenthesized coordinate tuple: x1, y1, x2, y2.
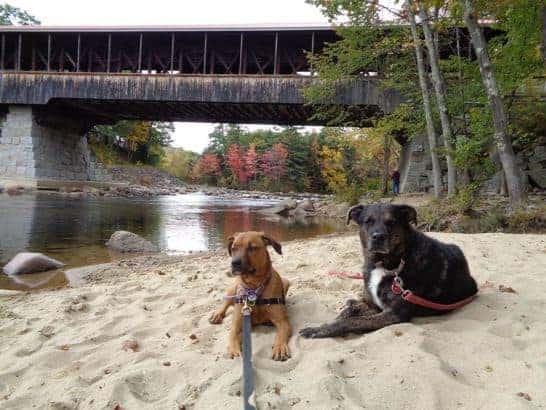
(0, 192, 345, 290)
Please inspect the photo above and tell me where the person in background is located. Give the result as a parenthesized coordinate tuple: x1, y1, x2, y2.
(391, 169, 400, 196)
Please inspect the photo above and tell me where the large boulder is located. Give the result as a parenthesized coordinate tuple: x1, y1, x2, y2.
(106, 231, 159, 253)
(261, 199, 298, 217)
(3, 252, 65, 275)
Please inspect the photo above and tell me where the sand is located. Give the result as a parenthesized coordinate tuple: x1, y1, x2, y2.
(1, 232, 545, 410)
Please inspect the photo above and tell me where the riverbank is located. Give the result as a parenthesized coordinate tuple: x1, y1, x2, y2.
(1, 232, 545, 409)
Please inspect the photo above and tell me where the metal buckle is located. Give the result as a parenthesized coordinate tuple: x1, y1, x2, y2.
(391, 276, 404, 295)
(246, 292, 257, 308)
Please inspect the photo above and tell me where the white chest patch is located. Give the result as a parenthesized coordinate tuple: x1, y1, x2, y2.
(368, 267, 388, 310)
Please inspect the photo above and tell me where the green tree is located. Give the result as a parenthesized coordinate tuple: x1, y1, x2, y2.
(0, 3, 40, 25)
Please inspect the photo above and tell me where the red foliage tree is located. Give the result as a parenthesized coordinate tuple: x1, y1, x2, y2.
(260, 143, 288, 186)
(226, 144, 247, 185)
(199, 153, 221, 176)
(245, 144, 258, 182)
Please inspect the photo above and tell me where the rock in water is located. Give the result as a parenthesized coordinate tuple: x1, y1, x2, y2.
(297, 199, 315, 212)
(3, 253, 65, 275)
(260, 198, 298, 217)
(106, 231, 159, 253)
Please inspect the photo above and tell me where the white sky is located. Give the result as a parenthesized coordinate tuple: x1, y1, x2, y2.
(9, 0, 330, 153)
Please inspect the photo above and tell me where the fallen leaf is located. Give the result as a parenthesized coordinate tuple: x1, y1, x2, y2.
(499, 285, 517, 294)
(58, 345, 70, 351)
(163, 361, 171, 366)
(393, 330, 403, 337)
(484, 365, 493, 373)
(122, 340, 139, 352)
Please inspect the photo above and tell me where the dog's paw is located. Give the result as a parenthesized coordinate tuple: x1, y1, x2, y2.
(209, 311, 225, 324)
(299, 326, 332, 339)
(271, 343, 290, 361)
(228, 344, 241, 359)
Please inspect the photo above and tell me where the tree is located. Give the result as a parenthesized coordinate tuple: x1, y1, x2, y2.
(161, 147, 198, 181)
(0, 3, 40, 25)
(319, 145, 347, 193)
(407, 0, 443, 198)
(226, 144, 247, 185)
(199, 153, 221, 176)
(245, 144, 258, 183)
(461, 0, 527, 205)
(90, 120, 174, 166)
(417, 1, 457, 196)
(260, 143, 289, 189)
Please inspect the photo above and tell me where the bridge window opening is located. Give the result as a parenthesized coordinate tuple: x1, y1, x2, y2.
(0, 27, 339, 76)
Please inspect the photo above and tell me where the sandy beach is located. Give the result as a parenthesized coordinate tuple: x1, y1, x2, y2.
(1, 232, 545, 410)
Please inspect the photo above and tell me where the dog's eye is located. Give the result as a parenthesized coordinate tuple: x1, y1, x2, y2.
(364, 218, 374, 225)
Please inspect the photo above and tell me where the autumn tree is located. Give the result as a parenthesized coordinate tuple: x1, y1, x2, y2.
(226, 144, 248, 185)
(201, 153, 221, 175)
(260, 143, 289, 189)
(245, 144, 258, 184)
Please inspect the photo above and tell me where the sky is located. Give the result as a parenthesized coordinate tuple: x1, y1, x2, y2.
(9, 0, 331, 153)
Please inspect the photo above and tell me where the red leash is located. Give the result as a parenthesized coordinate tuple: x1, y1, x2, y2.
(329, 270, 476, 312)
(328, 271, 365, 280)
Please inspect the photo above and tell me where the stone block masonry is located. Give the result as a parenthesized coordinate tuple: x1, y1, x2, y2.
(0, 106, 95, 183)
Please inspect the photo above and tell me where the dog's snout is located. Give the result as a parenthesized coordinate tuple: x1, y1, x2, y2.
(231, 259, 242, 269)
(371, 232, 386, 242)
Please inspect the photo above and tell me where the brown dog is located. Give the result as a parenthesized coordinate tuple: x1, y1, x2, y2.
(209, 231, 291, 361)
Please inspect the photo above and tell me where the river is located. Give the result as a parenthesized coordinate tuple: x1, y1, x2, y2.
(0, 191, 346, 290)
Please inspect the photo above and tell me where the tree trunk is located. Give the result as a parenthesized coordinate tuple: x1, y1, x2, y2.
(462, 0, 526, 206)
(407, 1, 442, 199)
(417, 3, 457, 196)
(541, 6, 546, 61)
(381, 134, 392, 195)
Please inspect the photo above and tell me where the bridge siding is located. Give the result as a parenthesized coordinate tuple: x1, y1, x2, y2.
(0, 73, 396, 109)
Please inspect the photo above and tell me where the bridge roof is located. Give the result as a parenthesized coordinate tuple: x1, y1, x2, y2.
(0, 23, 334, 33)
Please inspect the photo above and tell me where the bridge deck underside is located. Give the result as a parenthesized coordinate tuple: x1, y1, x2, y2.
(38, 99, 380, 126)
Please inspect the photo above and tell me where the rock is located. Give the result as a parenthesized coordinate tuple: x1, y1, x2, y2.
(528, 169, 546, 189)
(297, 199, 315, 212)
(3, 252, 65, 275)
(106, 231, 159, 253)
(6, 185, 24, 196)
(261, 198, 298, 217)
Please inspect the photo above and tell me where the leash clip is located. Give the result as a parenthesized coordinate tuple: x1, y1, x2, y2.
(391, 276, 404, 295)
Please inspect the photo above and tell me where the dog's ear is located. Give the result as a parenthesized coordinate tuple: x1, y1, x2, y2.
(227, 235, 236, 256)
(262, 235, 282, 255)
(395, 205, 417, 225)
(347, 204, 366, 225)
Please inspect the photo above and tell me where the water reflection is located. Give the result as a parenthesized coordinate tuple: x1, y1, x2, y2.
(0, 192, 346, 290)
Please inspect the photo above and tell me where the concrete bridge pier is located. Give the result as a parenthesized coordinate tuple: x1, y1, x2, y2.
(0, 105, 94, 187)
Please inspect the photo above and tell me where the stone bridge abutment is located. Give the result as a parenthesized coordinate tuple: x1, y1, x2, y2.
(0, 105, 94, 186)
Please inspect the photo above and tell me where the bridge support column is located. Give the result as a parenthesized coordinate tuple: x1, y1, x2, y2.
(0, 105, 95, 187)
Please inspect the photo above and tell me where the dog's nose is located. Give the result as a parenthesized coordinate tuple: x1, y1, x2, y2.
(371, 232, 386, 242)
(231, 259, 242, 269)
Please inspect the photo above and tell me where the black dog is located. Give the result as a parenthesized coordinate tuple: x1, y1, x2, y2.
(300, 203, 478, 338)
